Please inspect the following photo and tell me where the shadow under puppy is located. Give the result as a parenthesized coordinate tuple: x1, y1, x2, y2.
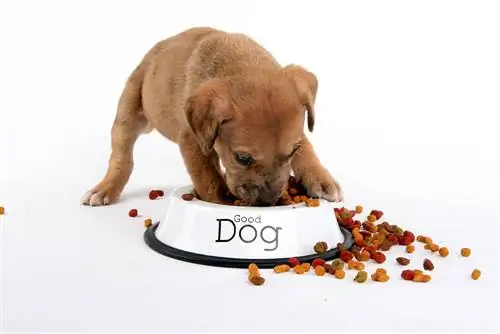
(82, 27, 343, 207)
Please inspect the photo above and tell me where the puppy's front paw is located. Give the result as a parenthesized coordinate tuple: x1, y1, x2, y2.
(81, 182, 121, 206)
(296, 167, 343, 202)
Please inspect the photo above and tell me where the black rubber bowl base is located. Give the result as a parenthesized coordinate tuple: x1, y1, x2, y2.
(144, 222, 354, 269)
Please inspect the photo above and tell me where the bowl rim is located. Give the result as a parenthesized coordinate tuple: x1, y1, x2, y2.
(171, 185, 340, 211)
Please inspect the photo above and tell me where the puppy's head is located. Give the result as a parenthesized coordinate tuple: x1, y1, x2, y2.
(185, 65, 317, 206)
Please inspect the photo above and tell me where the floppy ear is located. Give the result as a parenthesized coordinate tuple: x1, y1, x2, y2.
(184, 79, 230, 155)
(283, 64, 318, 132)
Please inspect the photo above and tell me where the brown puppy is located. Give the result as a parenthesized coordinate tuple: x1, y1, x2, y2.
(81, 27, 343, 206)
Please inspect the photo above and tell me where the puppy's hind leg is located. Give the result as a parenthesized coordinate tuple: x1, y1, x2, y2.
(81, 67, 150, 206)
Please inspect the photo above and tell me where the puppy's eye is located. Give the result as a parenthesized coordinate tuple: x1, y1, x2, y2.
(235, 152, 254, 166)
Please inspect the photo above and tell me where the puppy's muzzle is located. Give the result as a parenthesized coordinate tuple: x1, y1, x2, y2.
(242, 184, 282, 206)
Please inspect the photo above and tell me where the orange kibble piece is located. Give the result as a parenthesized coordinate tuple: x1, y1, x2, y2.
(0, 206, 4, 215)
(439, 247, 449, 257)
(461, 248, 471, 257)
(248, 263, 260, 276)
(314, 265, 326, 276)
(367, 214, 377, 222)
(273, 264, 291, 273)
(294, 265, 306, 274)
(406, 244, 415, 253)
(301, 263, 311, 272)
(425, 243, 439, 252)
(355, 205, 363, 214)
(248, 274, 265, 286)
(422, 274, 432, 283)
(471, 269, 481, 280)
(334, 269, 346, 279)
(305, 198, 320, 207)
(347, 260, 357, 270)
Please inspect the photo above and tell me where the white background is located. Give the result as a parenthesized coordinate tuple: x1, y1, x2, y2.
(1, 0, 499, 332)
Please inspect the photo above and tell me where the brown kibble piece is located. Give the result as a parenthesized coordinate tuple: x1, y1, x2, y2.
(396, 257, 410, 266)
(406, 244, 415, 253)
(423, 259, 434, 271)
(273, 264, 291, 273)
(181, 193, 195, 201)
(314, 265, 326, 276)
(367, 214, 377, 222)
(0, 206, 4, 215)
(293, 265, 306, 274)
(375, 268, 387, 275)
(301, 263, 311, 272)
(413, 269, 423, 275)
(461, 248, 471, 257)
(248, 275, 265, 286)
(144, 218, 153, 228)
(355, 205, 363, 214)
(334, 269, 346, 279)
(422, 274, 432, 283)
(471, 269, 481, 280)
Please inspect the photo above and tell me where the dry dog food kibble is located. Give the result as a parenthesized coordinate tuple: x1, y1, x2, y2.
(372, 252, 386, 264)
(144, 218, 153, 228)
(331, 259, 345, 271)
(301, 263, 311, 272)
(406, 244, 415, 253)
(248, 263, 265, 286)
(347, 260, 365, 271)
(471, 269, 481, 280)
(314, 241, 329, 254)
(249, 275, 265, 286)
(181, 193, 195, 201)
(355, 205, 363, 214)
(438, 247, 449, 257)
(423, 259, 434, 271)
(367, 214, 377, 223)
(273, 264, 291, 273)
(401, 270, 415, 281)
(0, 206, 4, 215)
(354, 270, 368, 283)
(314, 265, 326, 276)
(461, 248, 471, 257)
(424, 243, 439, 252)
(128, 209, 138, 217)
(149, 190, 160, 200)
(334, 269, 346, 279)
(305, 198, 320, 207)
(288, 257, 301, 267)
(396, 257, 410, 266)
(248, 263, 260, 276)
(340, 250, 354, 262)
(371, 270, 390, 282)
(293, 265, 306, 275)
(312, 258, 326, 268)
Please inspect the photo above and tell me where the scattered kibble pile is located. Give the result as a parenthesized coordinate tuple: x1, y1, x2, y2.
(242, 205, 482, 286)
(124, 188, 483, 285)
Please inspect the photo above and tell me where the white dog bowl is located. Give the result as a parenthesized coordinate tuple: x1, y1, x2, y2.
(144, 185, 353, 268)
